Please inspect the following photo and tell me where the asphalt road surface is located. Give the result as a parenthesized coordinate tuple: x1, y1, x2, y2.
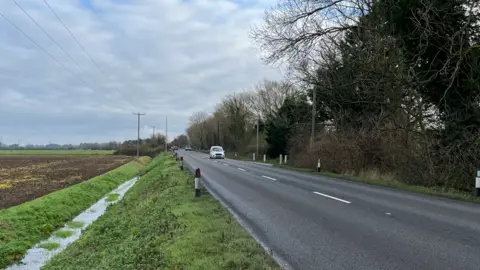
(179, 150, 480, 270)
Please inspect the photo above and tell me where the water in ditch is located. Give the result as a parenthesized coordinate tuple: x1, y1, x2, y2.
(7, 176, 139, 270)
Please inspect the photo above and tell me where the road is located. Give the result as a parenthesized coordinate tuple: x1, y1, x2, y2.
(179, 150, 480, 270)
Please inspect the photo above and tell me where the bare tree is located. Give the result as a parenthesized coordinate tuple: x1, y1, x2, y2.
(244, 79, 299, 119)
(187, 111, 209, 150)
(251, 0, 374, 65)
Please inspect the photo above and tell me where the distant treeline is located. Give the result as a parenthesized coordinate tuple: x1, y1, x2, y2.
(0, 142, 122, 150)
(0, 136, 167, 152)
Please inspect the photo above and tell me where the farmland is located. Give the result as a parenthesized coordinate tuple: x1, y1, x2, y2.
(0, 149, 113, 155)
(0, 155, 132, 208)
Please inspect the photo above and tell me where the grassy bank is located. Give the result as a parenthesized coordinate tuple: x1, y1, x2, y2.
(43, 155, 279, 270)
(0, 149, 114, 155)
(0, 157, 150, 268)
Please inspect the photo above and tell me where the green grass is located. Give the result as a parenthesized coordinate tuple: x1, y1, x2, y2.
(0, 149, 114, 156)
(38, 242, 60, 251)
(275, 164, 480, 204)
(0, 156, 151, 268)
(53, 230, 73, 238)
(105, 193, 119, 202)
(226, 153, 278, 165)
(43, 155, 279, 270)
(66, 221, 84, 229)
(226, 153, 252, 161)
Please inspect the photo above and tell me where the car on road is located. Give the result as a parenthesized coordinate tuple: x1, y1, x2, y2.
(185, 146, 192, 151)
(209, 146, 225, 159)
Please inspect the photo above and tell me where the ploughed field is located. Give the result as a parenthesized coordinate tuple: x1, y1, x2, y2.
(0, 155, 132, 208)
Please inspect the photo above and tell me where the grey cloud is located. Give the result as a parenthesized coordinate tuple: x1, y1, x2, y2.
(0, 0, 281, 145)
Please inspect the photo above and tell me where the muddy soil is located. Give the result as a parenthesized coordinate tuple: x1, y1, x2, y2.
(0, 156, 132, 208)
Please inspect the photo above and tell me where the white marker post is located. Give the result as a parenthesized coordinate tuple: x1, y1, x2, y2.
(263, 154, 266, 163)
(317, 158, 321, 172)
(284, 155, 288, 164)
(253, 153, 256, 161)
(279, 154, 283, 165)
(476, 169, 480, 197)
(195, 168, 201, 197)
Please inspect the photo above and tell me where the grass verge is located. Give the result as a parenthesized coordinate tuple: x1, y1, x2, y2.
(38, 242, 60, 251)
(226, 153, 277, 165)
(0, 156, 151, 268)
(53, 230, 73, 239)
(66, 221, 84, 229)
(105, 193, 119, 202)
(275, 164, 480, 204)
(43, 155, 279, 270)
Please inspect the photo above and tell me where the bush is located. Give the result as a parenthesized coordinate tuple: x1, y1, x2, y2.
(113, 145, 164, 158)
(288, 127, 480, 192)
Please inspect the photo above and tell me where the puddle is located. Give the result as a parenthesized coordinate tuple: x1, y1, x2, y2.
(7, 176, 139, 270)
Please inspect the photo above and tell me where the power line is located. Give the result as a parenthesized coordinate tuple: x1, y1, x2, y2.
(0, 11, 90, 87)
(42, 0, 135, 108)
(7, 0, 134, 109)
(42, 0, 109, 79)
(11, 0, 89, 77)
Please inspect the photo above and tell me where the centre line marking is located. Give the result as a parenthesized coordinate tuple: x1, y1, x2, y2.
(238, 168, 246, 171)
(261, 175, 277, 181)
(223, 163, 229, 166)
(313, 192, 351, 204)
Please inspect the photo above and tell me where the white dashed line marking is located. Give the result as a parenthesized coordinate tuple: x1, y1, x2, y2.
(223, 163, 229, 166)
(261, 175, 277, 181)
(313, 192, 351, 204)
(238, 168, 246, 171)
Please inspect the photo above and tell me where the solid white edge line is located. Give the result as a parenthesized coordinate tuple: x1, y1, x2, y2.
(261, 175, 277, 181)
(238, 168, 246, 171)
(313, 191, 351, 204)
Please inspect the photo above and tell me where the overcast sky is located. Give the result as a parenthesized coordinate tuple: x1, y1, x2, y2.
(0, 0, 282, 145)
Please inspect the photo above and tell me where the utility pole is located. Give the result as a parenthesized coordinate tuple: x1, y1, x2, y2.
(310, 88, 316, 151)
(133, 113, 146, 157)
(217, 119, 220, 145)
(152, 126, 156, 137)
(165, 115, 168, 151)
(256, 117, 259, 157)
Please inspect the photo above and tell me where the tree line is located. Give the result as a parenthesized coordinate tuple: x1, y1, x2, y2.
(0, 142, 122, 150)
(181, 0, 480, 192)
(0, 135, 168, 157)
(183, 79, 305, 157)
